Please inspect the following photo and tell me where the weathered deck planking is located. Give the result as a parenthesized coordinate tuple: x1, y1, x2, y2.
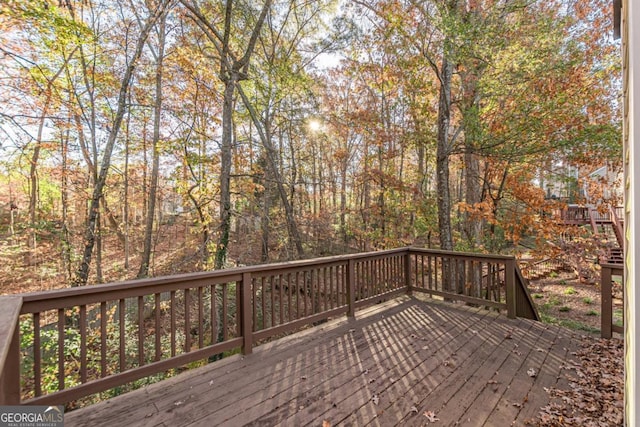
(65, 296, 582, 427)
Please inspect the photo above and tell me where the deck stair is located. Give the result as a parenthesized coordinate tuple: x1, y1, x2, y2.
(557, 205, 624, 265)
(519, 258, 565, 281)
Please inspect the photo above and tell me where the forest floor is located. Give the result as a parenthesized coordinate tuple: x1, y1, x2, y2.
(0, 233, 624, 425)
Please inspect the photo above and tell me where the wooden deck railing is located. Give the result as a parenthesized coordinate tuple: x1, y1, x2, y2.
(0, 247, 539, 406)
(600, 263, 624, 339)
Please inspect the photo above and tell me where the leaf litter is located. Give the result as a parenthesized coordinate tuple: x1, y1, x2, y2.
(528, 337, 623, 426)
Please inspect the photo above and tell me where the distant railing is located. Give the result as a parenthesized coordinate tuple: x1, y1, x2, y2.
(519, 258, 566, 280)
(610, 206, 624, 248)
(600, 263, 624, 339)
(557, 206, 591, 223)
(556, 205, 624, 226)
(0, 247, 539, 406)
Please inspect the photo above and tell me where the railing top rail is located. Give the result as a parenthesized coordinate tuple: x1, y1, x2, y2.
(16, 247, 408, 311)
(407, 247, 515, 262)
(600, 263, 625, 272)
(16, 246, 518, 313)
(0, 296, 22, 368)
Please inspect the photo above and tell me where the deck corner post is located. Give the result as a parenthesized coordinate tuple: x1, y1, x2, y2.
(505, 258, 516, 319)
(240, 272, 253, 355)
(0, 296, 22, 405)
(347, 259, 356, 317)
(601, 265, 613, 339)
(404, 251, 413, 296)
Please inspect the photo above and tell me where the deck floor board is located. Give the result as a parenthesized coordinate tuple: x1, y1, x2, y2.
(65, 296, 583, 427)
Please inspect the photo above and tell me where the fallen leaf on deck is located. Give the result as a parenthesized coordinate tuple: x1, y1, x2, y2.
(423, 410, 439, 423)
(322, 420, 331, 427)
(531, 337, 623, 426)
(410, 406, 419, 414)
(372, 395, 379, 405)
(527, 368, 537, 377)
(487, 380, 498, 384)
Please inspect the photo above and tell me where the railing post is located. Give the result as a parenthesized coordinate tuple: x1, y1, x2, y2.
(347, 259, 356, 317)
(601, 265, 613, 339)
(240, 272, 253, 355)
(0, 296, 22, 405)
(404, 251, 413, 296)
(505, 259, 516, 319)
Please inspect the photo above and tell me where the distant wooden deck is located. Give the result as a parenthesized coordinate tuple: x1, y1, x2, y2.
(66, 296, 581, 426)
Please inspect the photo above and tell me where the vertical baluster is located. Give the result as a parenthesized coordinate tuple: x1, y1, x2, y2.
(184, 289, 191, 352)
(476, 261, 482, 298)
(373, 259, 377, 295)
(376, 258, 381, 294)
(487, 262, 495, 300)
(80, 306, 87, 383)
(236, 281, 241, 337)
(392, 256, 396, 289)
(492, 263, 497, 301)
(34, 313, 41, 396)
(58, 309, 65, 390)
(303, 271, 308, 316)
(119, 299, 125, 371)
(323, 267, 328, 311)
(261, 277, 266, 329)
(222, 283, 228, 341)
(338, 265, 344, 306)
(293, 272, 299, 319)
(364, 260, 375, 297)
(270, 277, 275, 327)
(381, 258, 384, 294)
(279, 274, 284, 324)
(288, 273, 293, 322)
(100, 302, 107, 377)
(359, 261, 364, 300)
(198, 287, 204, 348)
(138, 296, 144, 366)
(329, 267, 335, 309)
(211, 285, 217, 344)
(252, 277, 257, 329)
(170, 291, 176, 357)
(362, 260, 373, 299)
(155, 293, 161, 361)
(385, 257, 389, 291)
(309, 270, 316, 314)
(379, 258, 383, 293)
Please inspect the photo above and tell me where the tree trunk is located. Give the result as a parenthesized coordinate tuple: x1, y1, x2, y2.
(436, 53, 454, 252)
(74, 1, 168, 286)
(214, 74, 237, 270)
(237, 85, 305, 259)
(139, 13, 167, 278)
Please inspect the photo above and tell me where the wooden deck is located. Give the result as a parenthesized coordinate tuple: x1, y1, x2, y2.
(65, 296, 582, 426)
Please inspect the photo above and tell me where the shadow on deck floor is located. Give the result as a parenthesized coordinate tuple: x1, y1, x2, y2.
(65, 295, 582, 427)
